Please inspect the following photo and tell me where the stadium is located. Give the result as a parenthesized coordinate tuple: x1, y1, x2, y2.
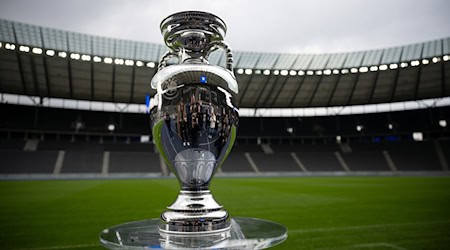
(1, 5, 450, 250)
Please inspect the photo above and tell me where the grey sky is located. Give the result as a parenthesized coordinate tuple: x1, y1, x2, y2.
(0, 0, 449, 54)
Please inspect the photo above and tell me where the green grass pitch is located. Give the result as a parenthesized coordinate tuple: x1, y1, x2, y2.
(1, 176, 449, 249)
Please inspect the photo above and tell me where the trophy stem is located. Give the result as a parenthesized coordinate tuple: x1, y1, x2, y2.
(159, 190, 230, 233)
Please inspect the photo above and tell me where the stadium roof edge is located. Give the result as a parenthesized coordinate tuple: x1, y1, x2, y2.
(0, 18, 449, 71)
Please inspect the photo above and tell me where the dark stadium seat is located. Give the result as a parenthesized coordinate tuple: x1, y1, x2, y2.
(341, 152, 391, 171)
(385, 141, 442, 171)
(221, 152, 254, 172)
(0, 150, 57, 173)
(109, 152, 161, 173)
(251, 153, 300, 172)
(297, 152, 344, 172)
(61, 148, 103, 173)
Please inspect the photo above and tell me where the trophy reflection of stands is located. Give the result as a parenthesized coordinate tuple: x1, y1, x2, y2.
(100, 11, 287, 249)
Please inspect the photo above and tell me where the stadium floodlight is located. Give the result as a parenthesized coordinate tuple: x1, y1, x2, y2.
(298, 70, 305, 76)
(46, 50, 55, 56)
(104, 57, 113, 64)
(356, 125, 363, 132)
(0, 42, 2, 48)
(125, 59, 134, 66)
(114, 58, 124, 65)
(332, 69, 339, 74)
(410, 60, 420, 66)
(422, 59, 429, 65)
(93, 56, 102, 62)
(280, 70, 288, 76)
(323, 69, 331, 75)
(263, 69, 270, 75)
(70, 53, 80, 60)
(379, 64, 388, 71)
(359, 67, 368, 73)
(389, 63, 398, 69)
(388, 123, 393, 130)
(315, 70, 322, 75)
(236, 68, 244, 74)
(146, 61, 156, 68)
(412, 132, 423, 141)
(444, 55, 449, 61)
(273, 69, 280, 75)
(306, 70, 314, 75)
(336, 135, 341, 143)
(350, 68, 358, 73)
(107, 123, 115, 132)
(58, 51, 67, 58)
(140, 135, 150, 143)
(289, 70, 297, 76)
(255, 69, 262, 74)
(439, 120, 447, 128)
(400, 62, 408, 68)
(432, 57, 440, 63)
(370, 66, 378, 72)
(5, 43, 16, 50)
(81, 55, 91, 61)
(286, 127, 294, 134)
(99, 11, 287, 249)
(32, 48, 43, 54)
(19, 46, 30, 52)
(245, 69, 253, 75)
(341, 69, 349, 74)
(136, 60, 144, 67)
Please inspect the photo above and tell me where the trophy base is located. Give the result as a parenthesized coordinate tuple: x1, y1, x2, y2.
(100, 217, 287, 249)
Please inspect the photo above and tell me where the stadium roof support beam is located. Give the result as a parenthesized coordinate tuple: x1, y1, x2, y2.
(111, 41, 116, 102)
(326, 74, 342, 106)
(90, 37, 95, 100)
(129, 45, 137, 102)
(269, 75, 290, 107)
(238, 56, 263, 102)
(65, 33, 74, 98)
(389, 49, 404, 102)
(414, 45, 425, 99)
(260, 76, 283, 107)
(39, 27, 51, 97)
(29, 56, 40, 97)
(288, 76, 306, 107)
(11, 24, 27, 94)
(442, 59, 446, 96)
(251, 75, 273, 107)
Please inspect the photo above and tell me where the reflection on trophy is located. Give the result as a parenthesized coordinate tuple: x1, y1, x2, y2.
(150, 11, 239, 234)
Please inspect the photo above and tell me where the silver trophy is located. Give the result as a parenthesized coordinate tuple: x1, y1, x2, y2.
(150, 11, 238, 234)
(100, 11, 287, 249)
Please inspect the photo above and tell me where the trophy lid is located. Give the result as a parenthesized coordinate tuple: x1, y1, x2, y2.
(160, 11, 227, 54)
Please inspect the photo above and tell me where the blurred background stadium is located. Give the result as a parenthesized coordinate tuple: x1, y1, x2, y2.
(0, 1, 450, 249)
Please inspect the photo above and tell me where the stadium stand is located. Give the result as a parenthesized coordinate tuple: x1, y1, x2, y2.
(0, 19, 449, 177)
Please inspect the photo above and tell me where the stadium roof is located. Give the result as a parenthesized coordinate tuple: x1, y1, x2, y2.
(0, 18, 449, 108)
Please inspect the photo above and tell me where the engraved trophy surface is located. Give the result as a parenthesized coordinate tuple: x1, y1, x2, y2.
(99, 11, 287, 249)
(150, 11, 238, 233)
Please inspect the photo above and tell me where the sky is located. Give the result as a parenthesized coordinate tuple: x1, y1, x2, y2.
(0, 0, 449, 54)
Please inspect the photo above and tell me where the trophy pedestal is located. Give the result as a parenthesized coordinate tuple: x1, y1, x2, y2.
(100, 217, 287, 249)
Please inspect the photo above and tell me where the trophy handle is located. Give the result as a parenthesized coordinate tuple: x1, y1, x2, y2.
(208, 41, 234, 74)
(157, 51, 178, 71)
